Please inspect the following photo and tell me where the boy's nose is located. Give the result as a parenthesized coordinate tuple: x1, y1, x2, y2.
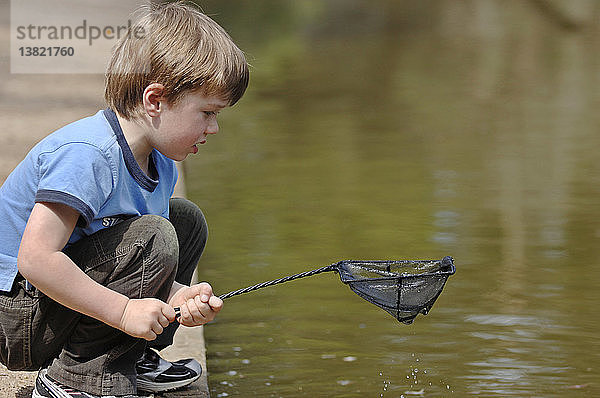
(206, 118, 219, 134)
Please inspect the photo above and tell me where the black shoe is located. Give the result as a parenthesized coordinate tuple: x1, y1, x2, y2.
(135, 348, 202, 393)
(32, 368, 144, 398)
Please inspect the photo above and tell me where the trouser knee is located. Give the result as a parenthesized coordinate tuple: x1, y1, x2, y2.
(140, 214, 179, 270)
(64, 214, 179, 301)
(131, 214, 179, 299)
(169, 197, 208, 282)
(169, 197, 208, 245)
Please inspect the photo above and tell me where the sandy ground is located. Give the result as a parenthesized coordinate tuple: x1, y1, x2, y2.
(0, 1, 209, 396)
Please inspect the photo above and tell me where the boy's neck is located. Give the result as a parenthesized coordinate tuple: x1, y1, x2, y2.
(116, 114, 154, 176)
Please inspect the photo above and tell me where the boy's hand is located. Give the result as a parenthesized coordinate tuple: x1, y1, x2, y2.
(168, 282, 223, 327)
(118, 298, 176, 341)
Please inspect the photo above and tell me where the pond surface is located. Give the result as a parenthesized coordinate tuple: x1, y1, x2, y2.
(185, 1, 600, 396)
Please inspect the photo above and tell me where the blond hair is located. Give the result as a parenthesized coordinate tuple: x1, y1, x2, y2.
(105, 1, 249, 119)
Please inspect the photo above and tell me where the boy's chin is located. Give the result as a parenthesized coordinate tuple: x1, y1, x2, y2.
(167, 148, 192, 161)
(164, 153, 188, 162)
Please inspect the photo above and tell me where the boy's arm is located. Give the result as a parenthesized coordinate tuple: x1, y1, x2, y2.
(17, 202, 175, 341)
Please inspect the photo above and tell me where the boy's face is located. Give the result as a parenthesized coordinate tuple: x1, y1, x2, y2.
(149, 91, 228, 161)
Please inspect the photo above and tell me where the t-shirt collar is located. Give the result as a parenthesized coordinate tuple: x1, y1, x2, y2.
(103, 108, 159, 192)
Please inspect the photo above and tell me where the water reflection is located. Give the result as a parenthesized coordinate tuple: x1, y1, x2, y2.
(187, 0, 600, 396)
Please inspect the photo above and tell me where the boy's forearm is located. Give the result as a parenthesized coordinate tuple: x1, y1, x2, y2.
(19, 250, 129, 330)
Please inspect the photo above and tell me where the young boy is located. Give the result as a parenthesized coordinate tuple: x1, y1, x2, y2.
(0, 2, 249, 397)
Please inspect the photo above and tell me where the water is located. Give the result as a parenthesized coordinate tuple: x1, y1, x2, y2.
(185, 1, 600, 396)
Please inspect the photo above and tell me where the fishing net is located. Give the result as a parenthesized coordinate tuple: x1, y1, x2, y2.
(176, 256, 455, 324)
(335, 256, 455, 324)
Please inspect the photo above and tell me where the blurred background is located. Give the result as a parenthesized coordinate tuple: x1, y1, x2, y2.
(3, 0, 600, 396)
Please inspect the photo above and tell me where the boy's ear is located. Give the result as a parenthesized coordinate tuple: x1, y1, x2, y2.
(143, 83, 165, 117)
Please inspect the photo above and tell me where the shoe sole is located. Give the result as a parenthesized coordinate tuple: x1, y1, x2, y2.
(32, 389, 45, 398)
(137, 374, 201, 393)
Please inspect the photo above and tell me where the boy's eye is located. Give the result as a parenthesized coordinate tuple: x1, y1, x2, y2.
(204, 111, 217, 117)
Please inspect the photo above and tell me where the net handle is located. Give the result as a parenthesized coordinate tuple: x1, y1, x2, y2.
(219, 263, 338, 300)
(174, 263, 337, 318)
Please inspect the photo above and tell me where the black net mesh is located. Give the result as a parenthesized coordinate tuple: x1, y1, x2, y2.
(335, 256, 455, 324)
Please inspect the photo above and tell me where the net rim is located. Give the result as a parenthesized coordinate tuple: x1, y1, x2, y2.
(337, 260, 456, 284)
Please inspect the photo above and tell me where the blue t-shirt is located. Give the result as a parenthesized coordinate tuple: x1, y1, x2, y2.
(0, 109, 178, 292)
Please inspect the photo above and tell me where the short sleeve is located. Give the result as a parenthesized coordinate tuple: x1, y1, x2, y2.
(35, 143, 115, 227)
